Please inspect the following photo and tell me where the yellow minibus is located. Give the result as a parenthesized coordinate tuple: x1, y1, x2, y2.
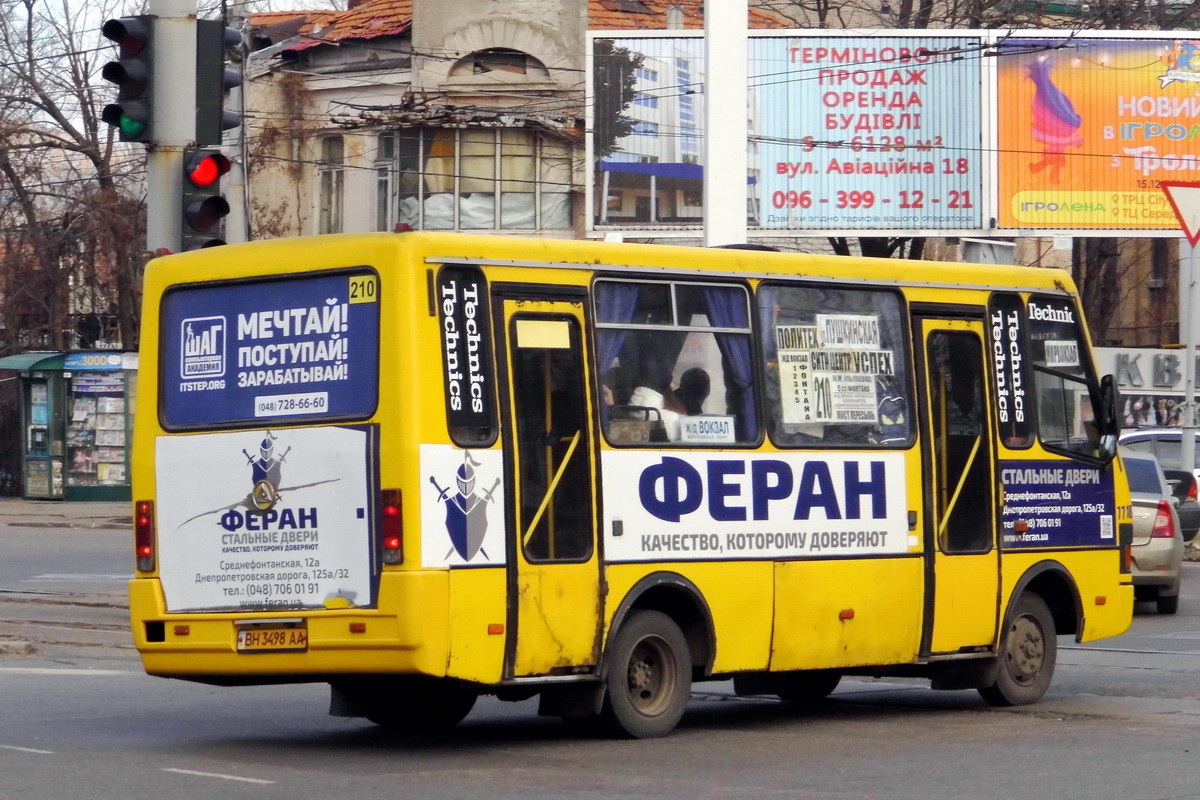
(129, 232, 1132, 738)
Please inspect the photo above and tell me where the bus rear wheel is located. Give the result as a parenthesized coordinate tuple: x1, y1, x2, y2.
(363, 680, 477, 731)
(978, 594, 1056, 707)
(600, 610, 691, 738)
(777, 670, 842, 705)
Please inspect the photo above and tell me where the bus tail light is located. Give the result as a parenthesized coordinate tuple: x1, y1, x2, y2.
(135, 499, 156, 571)
(381, 489, 402, 564)
(1151, 501, 1177, 539)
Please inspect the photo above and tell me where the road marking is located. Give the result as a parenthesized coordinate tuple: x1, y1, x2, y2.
(25, 574, 130, 582)
(162, 768, 275, 785)
(0, 745, 54, 754)
(0, 667, 131, 676)
(1062, 645, 1200, 656)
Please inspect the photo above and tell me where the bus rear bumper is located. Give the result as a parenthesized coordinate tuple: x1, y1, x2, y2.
(129, 572, 450, 681)
(1077, 582, 1134, 642)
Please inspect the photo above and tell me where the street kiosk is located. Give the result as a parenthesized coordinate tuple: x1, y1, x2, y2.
(0, 351, 137, 501)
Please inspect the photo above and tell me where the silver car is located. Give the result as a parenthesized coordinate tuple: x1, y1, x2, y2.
(1122, 450, 1184, 614)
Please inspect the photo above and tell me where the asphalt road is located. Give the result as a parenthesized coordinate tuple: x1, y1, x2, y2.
(5, 526, 1200, 799)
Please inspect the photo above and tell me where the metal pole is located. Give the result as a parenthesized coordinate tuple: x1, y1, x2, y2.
(1182, 239, 1197, 473)
(145, 0, 198, 253)
(703, 1, 747, 246)
(223, 15, 248, 244)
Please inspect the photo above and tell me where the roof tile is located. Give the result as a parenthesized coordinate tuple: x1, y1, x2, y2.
(249, 0, 787, 45)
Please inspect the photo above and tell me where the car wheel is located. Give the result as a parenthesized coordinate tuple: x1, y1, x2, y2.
(599, 610, 691, 739)
(979, 594, 1056, 707)
(1157, 592, 1180, 615)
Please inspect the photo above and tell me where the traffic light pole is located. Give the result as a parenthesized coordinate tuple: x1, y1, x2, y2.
(145, 0, 198, 254)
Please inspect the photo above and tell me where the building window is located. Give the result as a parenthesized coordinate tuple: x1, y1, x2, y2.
(318, 135, 344, 234)
(376, 132, 395, 230)
(378, 128, 572, 232)
(631, 121, 658, 135)
(633, 93, 659, 108)
(634, 67, 658, 82)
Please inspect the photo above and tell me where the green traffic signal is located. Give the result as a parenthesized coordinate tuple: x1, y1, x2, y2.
(100, 15, 154, 143)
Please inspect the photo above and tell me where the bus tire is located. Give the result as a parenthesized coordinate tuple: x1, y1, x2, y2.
(365, 681, 477, 731)
(978, 594, 1056, 707)
(777, 670, 842, 705)
(600, 610, 691, 738)
(1157, 592, 1179, 615)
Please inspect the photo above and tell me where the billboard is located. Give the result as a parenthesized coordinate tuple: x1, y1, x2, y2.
(997, 39, 1198, 230)
(754, 36, 984, 230)
(590, 30, 1200, 237)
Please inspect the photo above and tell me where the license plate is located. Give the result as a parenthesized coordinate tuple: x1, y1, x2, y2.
(237, 626, 308, 652)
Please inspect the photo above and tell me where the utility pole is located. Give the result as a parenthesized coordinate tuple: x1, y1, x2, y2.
(145, 0, 199, 253)
(703, 1, 748, 246)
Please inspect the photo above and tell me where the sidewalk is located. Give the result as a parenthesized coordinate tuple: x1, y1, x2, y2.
(0, 497, 131, 530)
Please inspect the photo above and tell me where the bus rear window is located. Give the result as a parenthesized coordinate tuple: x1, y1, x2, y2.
(159, 269, 380, 428)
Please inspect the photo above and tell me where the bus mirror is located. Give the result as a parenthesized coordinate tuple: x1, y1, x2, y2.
(1098, 433, 1118, 463)
(1098, 374, 1120, 436)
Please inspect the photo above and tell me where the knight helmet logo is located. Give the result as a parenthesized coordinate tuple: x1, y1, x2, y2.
(243, 432, 291, 512)
(430, 452, 498, 561)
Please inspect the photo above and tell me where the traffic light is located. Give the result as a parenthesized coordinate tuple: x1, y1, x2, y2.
(182, 149, 231, 249)
(100, 15, 155, 143)
(195, 20, 243, 146)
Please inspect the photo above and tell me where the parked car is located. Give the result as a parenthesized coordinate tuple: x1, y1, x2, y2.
(1163, 468, 1200, 543)
(1120, 428, 1200, 481)
(1121, 450, 1184, 614)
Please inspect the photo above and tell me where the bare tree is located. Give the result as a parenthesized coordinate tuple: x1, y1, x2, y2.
(0, 0, 145, 353)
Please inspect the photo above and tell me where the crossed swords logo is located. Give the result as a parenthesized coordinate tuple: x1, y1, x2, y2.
(430, 465, 499, 562)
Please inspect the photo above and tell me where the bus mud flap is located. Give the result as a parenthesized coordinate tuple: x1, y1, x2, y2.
(537, 682, 606, 718)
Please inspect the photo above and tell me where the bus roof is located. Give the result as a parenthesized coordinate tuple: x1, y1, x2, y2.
(146, 232, 1076, 296)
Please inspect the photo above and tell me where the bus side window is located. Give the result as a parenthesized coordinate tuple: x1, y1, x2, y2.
(756, 283, 912, 448)
(1026, 295, 1100, 458)
(594, 279, 757, 446)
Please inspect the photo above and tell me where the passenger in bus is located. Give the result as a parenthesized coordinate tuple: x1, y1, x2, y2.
(628, 383, 683, 441)
(677, 367, 711, 416)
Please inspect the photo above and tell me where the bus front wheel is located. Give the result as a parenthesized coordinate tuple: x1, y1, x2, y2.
(978, 594, 1056, 707)
(600, 610, 691, 738)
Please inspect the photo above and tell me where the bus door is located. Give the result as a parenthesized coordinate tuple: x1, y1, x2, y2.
(915, 316, 1000, 655)
(497, 295, 602, 678)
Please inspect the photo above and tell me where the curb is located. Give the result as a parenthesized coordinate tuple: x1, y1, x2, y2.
(5, 517, 131, 530)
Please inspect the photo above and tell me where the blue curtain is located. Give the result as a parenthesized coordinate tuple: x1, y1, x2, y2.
(702, 287, 757, 440)
(595, 282, 640, 423)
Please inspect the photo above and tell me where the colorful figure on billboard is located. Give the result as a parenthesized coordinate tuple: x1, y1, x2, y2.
(1027, 57, 1083, 183)
(1161, 41, 1200, 87)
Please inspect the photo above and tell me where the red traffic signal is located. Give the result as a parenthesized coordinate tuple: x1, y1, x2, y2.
(182, 149, 232, 249)
(186, 151, 231, 188)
